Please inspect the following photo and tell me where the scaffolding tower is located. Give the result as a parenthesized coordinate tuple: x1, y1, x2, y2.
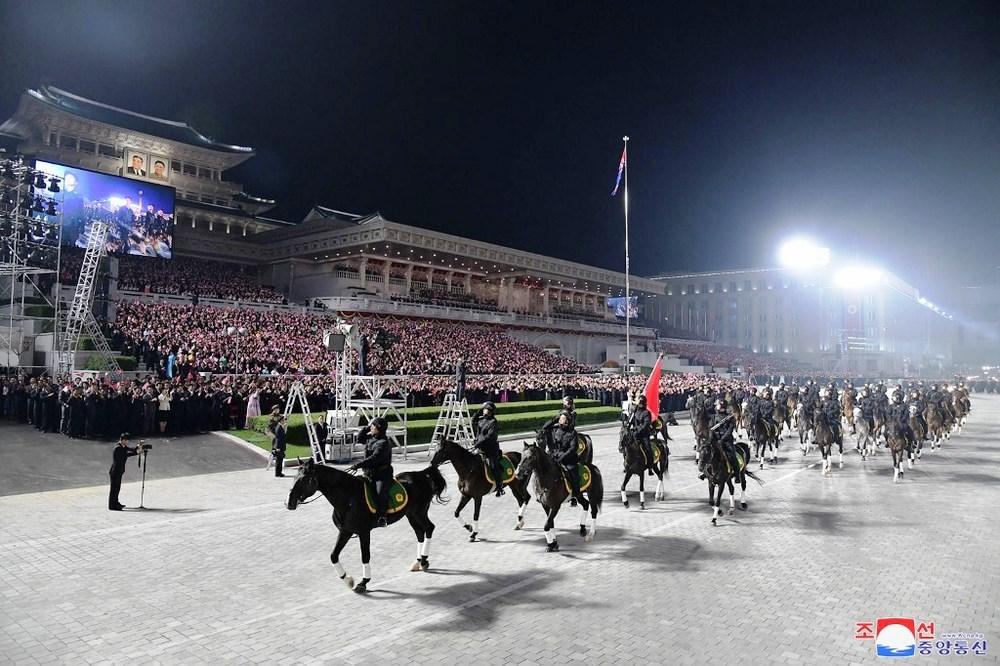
(56, 219, 120, 377)
(1, 155, 62, 373)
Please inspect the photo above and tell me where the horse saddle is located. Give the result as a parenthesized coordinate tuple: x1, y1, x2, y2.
(362, 478, 408, 515)
(561, 463, 593, 494)
(576, 435, 588, 456)
(641, 443, 661, 467)
(482, 454, 516, 485)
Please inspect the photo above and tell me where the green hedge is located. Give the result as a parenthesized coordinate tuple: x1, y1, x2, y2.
(386, 398, 599, 422)
(247, 404, 622, 447)
(22, 305, 54, 318)
(83, 355, 137, 371)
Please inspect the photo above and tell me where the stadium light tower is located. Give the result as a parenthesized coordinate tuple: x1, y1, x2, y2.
(778, 237, 830, 271)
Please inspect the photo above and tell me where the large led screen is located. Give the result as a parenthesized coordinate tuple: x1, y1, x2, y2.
(607, 295, 639, 319)
(34, 160, 176, 259)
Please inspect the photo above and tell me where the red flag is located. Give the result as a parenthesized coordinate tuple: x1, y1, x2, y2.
(643, 354, 663, 420)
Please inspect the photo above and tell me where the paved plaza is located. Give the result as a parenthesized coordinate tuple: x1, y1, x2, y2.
(1, 396, 998, 665)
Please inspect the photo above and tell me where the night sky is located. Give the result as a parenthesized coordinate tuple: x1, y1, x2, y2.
(2, 1, 999, 303)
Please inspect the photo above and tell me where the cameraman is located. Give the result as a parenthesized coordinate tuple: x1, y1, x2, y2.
(272, 414, 288, 477)
(109, 433, 140, 511)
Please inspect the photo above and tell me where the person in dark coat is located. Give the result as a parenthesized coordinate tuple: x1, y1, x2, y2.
(350, 417, 393, 527)
(109, 433, 139, 510)
(272, 415, 288, 477)
(472, 401, 504, 496)
(628, 394, 654, 474)
(550, 413, 589, 510)
(455, 358, 466, 401)
(68, 388, 86, 438)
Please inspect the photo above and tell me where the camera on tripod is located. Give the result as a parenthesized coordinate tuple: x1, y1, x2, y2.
(139, 442, 152, 452)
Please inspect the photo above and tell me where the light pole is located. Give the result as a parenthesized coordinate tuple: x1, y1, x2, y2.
(226, 326, 247, 375)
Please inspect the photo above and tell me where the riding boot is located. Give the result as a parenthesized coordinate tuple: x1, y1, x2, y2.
(564, 464, 589, 511)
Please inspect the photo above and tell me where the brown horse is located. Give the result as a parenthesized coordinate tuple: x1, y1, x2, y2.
(908, 405, 926, 460)
(925, 404, 948, 449)
(841, 392, 856, 434)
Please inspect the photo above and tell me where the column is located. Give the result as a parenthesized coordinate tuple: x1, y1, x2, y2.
(405, 264, 413, 293)
(427, 268, 434, 289)
(359, 257, 368, 285)
(543, 286, 550, 315)
(464, 273, 472, 293)
(382, 261, 391, 294)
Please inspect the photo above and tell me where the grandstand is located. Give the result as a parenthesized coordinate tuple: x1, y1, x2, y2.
(1, 83, 956, 387)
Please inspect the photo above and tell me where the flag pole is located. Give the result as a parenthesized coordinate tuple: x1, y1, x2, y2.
(623, 135, 630, 375)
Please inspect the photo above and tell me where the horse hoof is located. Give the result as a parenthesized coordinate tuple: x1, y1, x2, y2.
(711, 517, 717, 525)
(579, 525, 587, 537)
(420, 557, 430, 571)
(352, 579, 369, 594)
(343, 575, 355, 589)
(514, 519, 524, 531)
(623, 500, 629, 509)
(727, 507, 734, 515)
(463, 524, 472, 533)
(639, 503, 645, 511)
(546, 541, 560, 552)
(469, 533, 478, 543)
(740, 502, 748, 510)
(585, 534, 593, 543)
(410, 561, 422, 572)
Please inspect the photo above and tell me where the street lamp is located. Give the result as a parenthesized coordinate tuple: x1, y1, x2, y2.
(226, 326, 247, 375)
(778, 237, 830, 271)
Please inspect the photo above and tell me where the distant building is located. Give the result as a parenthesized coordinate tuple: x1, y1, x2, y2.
(646, 267, 956, 376)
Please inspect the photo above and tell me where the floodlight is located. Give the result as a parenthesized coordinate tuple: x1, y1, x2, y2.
(336, 322, 362, 350)
(778, 237, 830, 270)
(832, 264, 883, 290)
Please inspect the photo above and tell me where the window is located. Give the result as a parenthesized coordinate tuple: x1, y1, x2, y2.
(183, 163, 197, 176)
(686, 283, 694, 295)
(79, 140, 96, 154)
(48, 132, 57, 145)
(713, 282, 721, 294)
(701, 283, 709, 294)
(59, 135, 77, 149)
(171, 161, 181, 173)
(744, 280, 751, 291)
(729, 281, 737, 293)
(215, 198, 228, 205)
(98, 144, 117, 157)
(201, 195, 214, 203)
(198, 167, 211, 179)
(757, 279, 766, 290)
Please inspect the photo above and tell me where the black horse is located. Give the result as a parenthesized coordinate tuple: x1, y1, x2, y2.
(430, 438, 532, 540)
(514, 441, 603, 552)
(618, 421, 669, 509)
(698, 438, 762, 525)
(286, 459, 447, 593)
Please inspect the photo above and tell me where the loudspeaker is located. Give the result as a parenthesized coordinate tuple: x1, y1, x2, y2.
(324, 332, 346, 352)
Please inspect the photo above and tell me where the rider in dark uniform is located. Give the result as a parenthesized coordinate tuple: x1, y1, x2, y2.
(820, 388, 842, 446)
(859, 386, 877, 433)
(908, 389, 928, 439)
(542, 396, 576, 431)
(350, 417, 393, 527)
(774, 383, 788, 412)
(888, 391, 915, 449)
(551, 413, 589, 510)
(874, 384, 890, 427)
(473, 401, 505, 497)
(699, 397, 738, 480)
(629, 394, 655, 475)
(756, 388, 775, 435)
(827, 382, 839, 405)
(745, 387, 759, 439)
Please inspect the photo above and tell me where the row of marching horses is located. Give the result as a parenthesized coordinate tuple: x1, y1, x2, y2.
(717, 390, 971, 482)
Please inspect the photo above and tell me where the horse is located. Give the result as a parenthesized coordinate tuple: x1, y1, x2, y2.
(873, 408, 887, 444)
(854, 407, 876, 461)
(925, 404, 948, 450)
(618, 422, 669, 509)
(842, 392, 856, 434)
(285, 459, 447, 593)
(730, 398, 744, 436)
(533, 427, 594, 507)
(514, 441, 603, 551)
(812, 408, 842, 475)
(749, 415, 778, 468)
(908, 405, 926, 460)
(772, 402, 788, 440)
(950, 394, 968, 433)
(697, 437, 763, 525)
(430, 438, 532, 540)
(795, 403, 812, 452)
(688, 401, 712, 464)
(884, 423, 911, 483)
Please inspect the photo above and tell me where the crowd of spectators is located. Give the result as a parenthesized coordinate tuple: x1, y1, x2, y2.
(59, 248, 286, 303)
(654, 339, 821, 381)
(390, 288, 500, 312)
(110, 301, 591, 379)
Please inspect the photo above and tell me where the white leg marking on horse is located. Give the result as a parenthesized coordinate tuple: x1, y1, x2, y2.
(333, 561, 346, 578)
(639, 488, 645, 505)
(587, 514, 597, 542)
(579, 506, 588, 526)
(420, 538, 431, 557)
(620, 490, 628, 504)
(416, 542, 423, 559)
(544, 529, 555, 544)
(362, 563, 372, 579)
(517, 503, 526, 517)
(472, 520, 479, 533)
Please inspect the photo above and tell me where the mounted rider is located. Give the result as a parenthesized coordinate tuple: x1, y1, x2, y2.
(874, 383, 890, 425)
(887, 390, 915, 449)
(820, 387, 842, 445)
(543, 395, 576, 430)
(826, 382, 839, 404)
(907, 389, 928, 439)
(773, 383, 788, 410)
(754, 387, 776, 437)
(472, 401, 505, 497)
(699, 396, 738, 480)
(858, 385, 877, 432)
(550, 412, 589, 510)
(627, 394, 655, 475)
(349, 416, 393, 527)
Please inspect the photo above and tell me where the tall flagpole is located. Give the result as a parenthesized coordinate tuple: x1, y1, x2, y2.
(622, 135, 630, 374)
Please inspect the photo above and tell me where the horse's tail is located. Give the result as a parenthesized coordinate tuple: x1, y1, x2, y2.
(744, 469, 765, 486)
(420, 465, 449, 504)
